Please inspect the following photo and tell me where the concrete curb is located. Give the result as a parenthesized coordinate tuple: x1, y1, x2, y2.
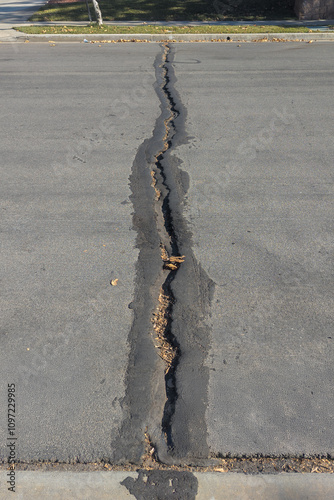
(0, 29, 24, 42)
(1, 471, 334, 499)
(13, 32, 334, 42)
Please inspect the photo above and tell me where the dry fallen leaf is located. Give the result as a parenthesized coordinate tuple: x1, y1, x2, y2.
(169, 255, 185, 263)
(110, 279, 118, 286)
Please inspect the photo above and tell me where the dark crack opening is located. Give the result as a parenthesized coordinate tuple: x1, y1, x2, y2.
(151, 43, 184, 451)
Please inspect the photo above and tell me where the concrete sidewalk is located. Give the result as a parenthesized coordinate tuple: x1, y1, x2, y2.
(0, 0, 46, 23)
(0, 0, 47, 40)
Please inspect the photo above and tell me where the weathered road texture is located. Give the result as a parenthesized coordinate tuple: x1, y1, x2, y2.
(111, 44, 214, 466)
(0, 42, 212, 466)
(1, 42, 333, 469)
(0, 43, 160, 462)
(172, 42, 334, 458)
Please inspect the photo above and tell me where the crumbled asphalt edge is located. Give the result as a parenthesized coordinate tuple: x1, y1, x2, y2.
(1, 455, 334, 473)
(109, 42, 215, 466)
(150, 43, 184, 452)
(154, 44, 216, 466)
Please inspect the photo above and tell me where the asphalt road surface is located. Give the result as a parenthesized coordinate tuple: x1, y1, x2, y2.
(172, 42, 334, 458)
(0, 42, 333, 468)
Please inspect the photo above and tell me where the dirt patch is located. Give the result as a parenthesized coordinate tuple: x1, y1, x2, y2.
(1, 456, 334, 473)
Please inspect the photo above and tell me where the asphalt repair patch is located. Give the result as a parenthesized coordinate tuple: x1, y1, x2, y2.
(121, 470, 198, 499)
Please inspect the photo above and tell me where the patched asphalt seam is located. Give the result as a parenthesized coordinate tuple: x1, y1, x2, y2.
(150, 43, 186, 453)
(153, 45, 216, 465)
(148, 43, 216, 464)
(109, 47, 169, 464)
(110, 43, 215, 466)
(110, 43, 189, 464)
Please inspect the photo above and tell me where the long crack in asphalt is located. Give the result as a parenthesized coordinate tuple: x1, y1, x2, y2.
(111, 42, 214, 466)
(4, 43, 334, 475)
(151, 43, 185, 452)
(110, 42, 192, 464)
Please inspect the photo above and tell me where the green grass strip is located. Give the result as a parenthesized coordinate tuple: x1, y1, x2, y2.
(16, 25, 314, 35)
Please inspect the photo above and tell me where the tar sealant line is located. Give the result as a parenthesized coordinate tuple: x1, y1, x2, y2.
(150, 43, 186, 452)
(112, 43, 214, 466)
(110, 43, 187, 464)
(151, 44, 215, 465)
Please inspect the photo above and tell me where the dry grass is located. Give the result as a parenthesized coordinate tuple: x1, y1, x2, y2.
(152, 290, 177, 372)
(213, 456, 334, 474)
(2, 456, 334, 473)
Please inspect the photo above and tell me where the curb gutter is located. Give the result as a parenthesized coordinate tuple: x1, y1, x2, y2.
(8, 31, 334, 42)
(1, 471, 334, 499)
